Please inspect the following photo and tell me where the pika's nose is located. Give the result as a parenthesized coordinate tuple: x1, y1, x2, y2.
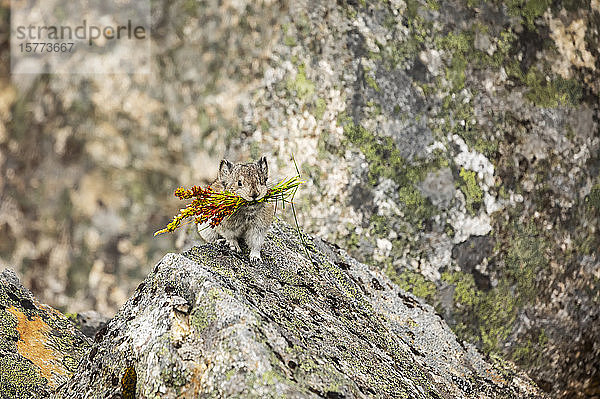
(251, 192, 259, 200)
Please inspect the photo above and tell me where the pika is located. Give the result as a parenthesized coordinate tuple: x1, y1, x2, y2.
(198, 156, 275, 262)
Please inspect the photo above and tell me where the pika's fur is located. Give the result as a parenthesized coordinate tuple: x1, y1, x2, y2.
(198, 157, 275, 262)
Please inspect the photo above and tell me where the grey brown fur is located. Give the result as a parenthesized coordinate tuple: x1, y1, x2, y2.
(198, 157, 275, 262)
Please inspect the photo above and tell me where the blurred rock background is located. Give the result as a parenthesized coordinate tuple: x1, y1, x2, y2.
(0, 0, 598, 398)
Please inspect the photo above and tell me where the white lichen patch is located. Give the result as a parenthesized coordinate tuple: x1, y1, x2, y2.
(421, 232, 453, 281)
(484, 192, 503, 215)
(374, 180, 404, 218)
(439, 134, 497, 243)
(448, 207, 492, 243)
(419, 49, 443, 76)
(450, 134, 495, 189)
(374, 238, 393, 262)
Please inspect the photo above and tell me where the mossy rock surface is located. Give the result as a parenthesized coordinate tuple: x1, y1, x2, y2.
(55, 223, 545, 398)
(0, 269, 90, 399)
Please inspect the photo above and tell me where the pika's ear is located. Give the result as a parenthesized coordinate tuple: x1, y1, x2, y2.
(218, 159, 234, 180)
(258, 156, 268, 178)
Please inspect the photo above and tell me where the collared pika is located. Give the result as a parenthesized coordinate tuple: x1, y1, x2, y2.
(198, 156, 275, 262)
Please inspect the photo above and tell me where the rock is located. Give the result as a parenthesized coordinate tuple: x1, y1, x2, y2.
(2, 0, 599, 396)
(73, 311, 110, 339)
(56, 223, 545, 398)
(0, 269, 90, 398)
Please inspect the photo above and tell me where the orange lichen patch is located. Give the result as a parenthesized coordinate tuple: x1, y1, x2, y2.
(484, 367, 507, 385)
(6, 306, 68, 386)
(121, 365, 137, 399)
(184, 359, 209, 398)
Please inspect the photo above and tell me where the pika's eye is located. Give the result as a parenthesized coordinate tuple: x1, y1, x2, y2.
(237, 180, 242, 187)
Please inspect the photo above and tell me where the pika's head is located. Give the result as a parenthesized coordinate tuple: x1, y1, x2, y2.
(218, 156, 269, 201)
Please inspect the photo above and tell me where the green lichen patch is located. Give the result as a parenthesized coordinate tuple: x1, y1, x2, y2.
(0, 354, 49, 399)
(190, 289, 220, 333)
(576, 182, 600, 255)
(376, 14, 433, 71)
(61, 356, 79, 373)
(441, 271, 518, 353)
(63, 313, 78, 323)
(261, 369, 282, 386)
(161, 364, 187, 391)
(442, 215, 551, 354)
(387, 268, 437, 303)
(511, 329, 548, 369)
(338, 115, 440, 223)
(503, 220, 549, 303)
(435, 31, 474, 90)
(477, 283, 520, 353)
(586, 184, 600, 210)
(280, 285, 312, 305)
(518, 67, 583, 108)
(363, 66, 381, 92)
(286, 64, 315, 101)
(458, 168, 483, 215)
(0, 308, 19, 352)
(503, 0, 552, 29)
(314, 98, 327, 120)
(284, 35, 297, 47)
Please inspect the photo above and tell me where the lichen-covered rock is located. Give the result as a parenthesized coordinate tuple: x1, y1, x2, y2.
(56, 223, 545, 398)
(220, 2, 600, 397)
(2, 0, 599, 397)
(71, 311, 110, 339)
(0, 269, 90, 398)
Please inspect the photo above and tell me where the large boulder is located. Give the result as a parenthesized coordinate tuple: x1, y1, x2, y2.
(56, 223, 545, 398)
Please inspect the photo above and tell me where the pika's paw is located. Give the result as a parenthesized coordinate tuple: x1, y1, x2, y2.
(249, 250, 262, 263)
(227, 240, 241, 253)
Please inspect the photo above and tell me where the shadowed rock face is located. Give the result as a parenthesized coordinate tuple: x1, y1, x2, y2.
(0, 269, 90, 398)
(55, 223, 545, 399)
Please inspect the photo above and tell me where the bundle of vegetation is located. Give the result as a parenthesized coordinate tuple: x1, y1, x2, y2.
(154, 175, 303, 236)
